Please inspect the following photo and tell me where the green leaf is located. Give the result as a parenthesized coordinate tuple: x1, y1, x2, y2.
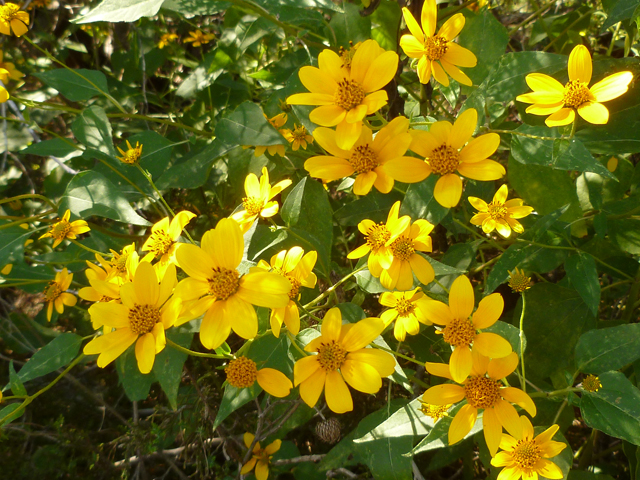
(17, 333, 82, 383)
(74, 0, 165, 23)
(484, 321, 527, 357)
(581, 371, 640, 445)
(602, 0, 640, 29)
(34, 69, 109, 102)
(72, 106, 116, 158)
(215, 102, 285, 148)
(9, 361, 27, 396)
(608, 219, 640, 254)
(0, 223, 32, 268)
(575, 323, 640, 374)
(21, 138, 82, 158)
(565, 252, 601, 317)
(401, 176, 450, 226)
(59, 171, 151, 226)
(0, 403, 23, 426)
(116, 348, 155, 402)
(334, 189, 403, 226)
(411, 403, 483, 455)
(371, 0, 402, 51)
(354, 397, 433, 443)
(327, 2, 371, 48)
(485, 243, 540, 294)
(176, 49, 232, 98)
(213, 384, 260, 428)
(152, 331, 192, 411)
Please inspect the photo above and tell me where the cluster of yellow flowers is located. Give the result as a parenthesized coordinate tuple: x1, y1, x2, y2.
(157, 30, 216, 49)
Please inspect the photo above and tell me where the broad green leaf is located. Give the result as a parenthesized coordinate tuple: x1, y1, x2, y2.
(74, 0, 165, 23)
(568, 472, 615, 480)
(411, 403, 483, 455)
(0, 403, 23, 426)
(213, 384, 260, 428)
(0, 223, 32, 268)
(34, 69, 109, 102)
(327, 2, 371, 48)
(401, 175, 450, 226)
(152, 331, 192, 411)
(161, 0, 230, 15)
(484, 321, 527, 357)
(215, 102, 286, 148)
(72, 106, 116, 158)
(608, 219, 640, 254)
(371, 0, 402, 51)
(176, 49, 232, 98)
(334, 189, 403, 226)
(602, 0, 640, 29)
(249, 332, 294, 376)
(9, 361, 27, 396)
(575, 323, 640, 374)
(21, 138, 82, 158)
(17, 333, 83, 383)
(565, 252, 601, 316)
(116, 348, 155, 402)
(354, 397, 433, 443)
(485, 243, 541, 294)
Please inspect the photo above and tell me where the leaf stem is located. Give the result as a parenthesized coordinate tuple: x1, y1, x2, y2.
(303, 265, 367, 309)
(166, 338, 232, 359)
(518, 292, 526, 393)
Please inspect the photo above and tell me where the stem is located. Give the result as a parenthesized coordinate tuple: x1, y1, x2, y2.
(0, 214, 54, 231)
(528, 387, 581, 398)
(519, 293, 526, 393)
(371, 343, 425, 367)
(569, 118, 577, 139)
(166, 338, 232, 359)
(70, 239, 106, 256)
(136, 164, 175, 217)
(488, 129, 558, 141)
(0, 194, 57, 210)
(453, 218, 506, 252)
(433, 278, 450, 294)
(287, 331, 308, 358)
(303, 265, 367, 309)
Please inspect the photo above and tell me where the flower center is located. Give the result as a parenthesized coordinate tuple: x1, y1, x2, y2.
(442, 318, 476, 347)
(43, 281, 62, 301)
(51, 221, 72, 241)
(242, 196, 264, 216)
(464, 375, 501, 409)
(121, 148, 141, 164)
(365, 223, 391, 251)
(508, 269, 531, 294)
(128, 304, 161, 335)
(147, 230, 174, 258)
(428, 144, 461, 175)
(290, 124, 309, 142)
(563, 80, 593, 109)
(287, 276, 302, 300)
(339, 42, 358, 69)
(582, 374, 602, 392)
(349, 144, 379, 174)
(487, 201, 508, 220)
(1, 4, 21, 20)
(419, 403, 450, 421)
(225, 356, 258, 389)
(390, 236, 415, 261)
(111, 250, 130, 275)
(334, 79, 365, 111)
(208, 267, 240, 300)
(316, 340, 348, 372)
(425, 35, 449, 61)
(395, 298, 416, 317)
(512, 439, 541, 470)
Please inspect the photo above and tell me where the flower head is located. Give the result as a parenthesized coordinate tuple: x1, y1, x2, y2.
(508, 268, 532, 294)
(78, 257, 123, 305)
(158, 33, 178, 49)
(516, 45, 633, 127)
(287, 39, 398, 150)
(141, 211, 196, 271)
(469, 185, 534, 238)
(184, 29, 215, 47)
(491, 416, 566, 480)
(39, 209, 91, 248)
(252, 113, 288, 157)
(43, 268, 77, 321)
(379, 288, 433, 341)
(400, 0, 476, 86)
(241, 433, 281, 480)
(582, 374, 602, 392)
(0, 49, 23, 83)
(293, 308, 396, 413)
(282, 124, 313, 151)
(116, 140, 142, 165)
(0, 3, 29, 37)
(419, 402, 451, 422)
(225, 356, 293, 398)
(407, 108, 505, 208)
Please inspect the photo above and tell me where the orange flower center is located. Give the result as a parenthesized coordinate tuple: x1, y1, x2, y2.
(335, 79, 365, 111)
(582, 374, 602, 392)
(287, 276, 302, 299)
(428, 144, 460, 175)
(395, 298, 416, 317)
(208, 267, 240, 300)
(120, 145, 142, 164)
(289, 124, 310, 144)
(51, 220, 72, 241)
(563, 80, 592, 109)
(242, 196, 264, 216)
(425, 35, 449, 61)
(147, 229, 174, 258)
(1, 3, 22, 20)
(419, 403, 450, 421)
(317, 340, 348, 372)
(487, 201, 507, 220)
(349, 144, 379, 174)
(339, 42, 358, 69)
(442, 318, 476, 347)
(512, 439, 541, 470)
(464, 375, 501, 409)
(43, 280, 62, 301)
(365, 223, 391, 251)
(508, 269, 531, 294)
(128, 304, 161, 335)
(225, 356, 258, 388)
(390, 236, 415, 261)
(111, 250, 130, 276)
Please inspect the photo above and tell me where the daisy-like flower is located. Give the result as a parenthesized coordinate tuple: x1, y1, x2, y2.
(516, 45, 633, 127)
(0, 85, 8, 104)
(141, 211, 196, 271)
(253, 113, 288, 157)
(293, 308, 396, 413)
(419, 402, 451, 422)
(306, 116, 429, 196)
(508, 268, 532, 294)
(183, 29, 215, 47)
(379, 288, 433, 341)
(424, 275, 512, 383)
(175, 218, 291, 349)
(1, 264, 12, 275)
(423, 351, 536, 455)
(83, 262, 182, 374)
(225, 356, 293, 398)
(287, 39, 399, 150)
(380, 219, 435, 291)
(0, 49, 23, 83)
(400, 0, 477, 86)
(0, 3, 29, 37)
(389, 108, 504, 208)
(281, 124, 313, 151)
(241, 433, 281, 480)
(78, 258, 122, 304)
(468, 185, 534, 238)
(581, 374, 602, 392)
(254, 247, 318, 338)
(158, 33, 178, 49)
(39, 209, 90, 248)
(43, 268, 77, 321)
(116, 140, 143, 165)
(230, 167, 292, 233)
(347, 201, 411, 277)
(491, 416, 566, 480)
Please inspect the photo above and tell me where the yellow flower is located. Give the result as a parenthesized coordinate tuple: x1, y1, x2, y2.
(491, 416, 566, 480)
(407, 108, 505, 208)
(400, 0, 476, 86)
(158, 33, 178, 49)
(468, 185, 534, 238)
(184, 29, 215, 47)
(1, 263, 12, 275)
(0, 85, 8, 104)
(78, 258, 122, 304)
(379, 288, 433, 341)
(419, 402, 451, 421)
(253, 113, 288, 157)
(287, 39, 398, 150)
(225, 356, 293, 397)
(508, 268, 532, 294)
(582, 374, 602, 392)
(423, 351, 537, 455)
(141, 211, 196, 270)
(0, 3, 29, 37)
(175, 218, 291, 349)
(83, 262, 182, 374)
(347, 201, 411, 276)
(104, 243, 138, 281)
(293, 308, 396, 413)
(116, 140, 143, 165)
(240, 432, 281, 480)
(39, 209, 91, 248)
(43, 268, 77, 321)
(424, 275, 512, 383)
(281, 124, 313, 151)
(26, 0, 51, 10)
(516, 45, 633, 127)
(230, 167, 292, 233)
(254, 246, 318, 338)
(0, 49, 23, 83)
(380, 218, 435, 290)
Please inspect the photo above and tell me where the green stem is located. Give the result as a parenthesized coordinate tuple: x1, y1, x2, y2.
(70, 239, 106, 256)
(0, 213, 55, 231)
(453, 218, 506, 252)
(166, 338, 232, 359)
(488, 129, 558, 141)
(528, 386, 581, 398)
(0, 194, 57, 210)
(519, 293, 526, 393)
(303, 265, 367, 309)
(371, 343, 425, 367)
(433, 278, 450, 294)
(287, 331, 308, 357)
(136, 164, 174, 217)
(569, 119, 577, 139)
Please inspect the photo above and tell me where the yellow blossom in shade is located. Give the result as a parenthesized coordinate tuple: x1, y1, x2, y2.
(399, 0, 477, 86)
(0, 3, 29, 37)
(423, 351, 537, 455)
(225, 356, 293, 397)
(241, 432, 281, 480)
(175, 218, 291, 349)
(39, 209, 91, 248)
(78, 258, 122, 304)
(26, 0, 52, 9)
(253, 113, 288, 157)
(419, 402, 451, 421)
(508, 268, 532, 294)
(43, 268, 77, 321)
(141, 211, 196, 270)
(469, 185, 534, 238)
(491, 416, 566, 480)
(293, 308, 396, 413)
(116, 140, 143, 165)
(83, 262, 182, 374)
(253, 246, 318, 338)
(158, 33, 178, 49)
(1, 264, 12, 275)
(104, 243, 138, 281)
(380, 218, 435, 290)
(231, 167, 292, 233)
(396, 108, 504, 208)
(424, 275, 512, 383)
(184, 29, 215, 47)
(282, 124, 313, 151)
(379, 288, 433, 341)
(347, 201, 411, 277)
(0, 50, 23, 83)
(516, 45, 633, 127)
(287, 39, 399, 151)
(582, 374, 602, 392)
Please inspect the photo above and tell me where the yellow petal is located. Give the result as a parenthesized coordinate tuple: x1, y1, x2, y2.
(449, 275, 474, 320)
(438, 13, 465, 41)
(410, 129, 441, 157)
(341, 317, 385, 351)
(422, 299, 454, 325)
(318, 48, 346, 83)
(431, 60, 449, 86)
(309, 104, 347, 126)
(424, 362, 453, 379)
(168, 210, 196, 240)
(312, 127, 350, 158)
(440, 58, 472, 87)
(305, 155, 353, 182)
(208, 218, 243, 270)
(287, 92, 335, 106)
(255, 460, 270, 480)
(495, 219, 512, 238)
(341, 359, 382, 393)
(363, 90, 389, 114)
(421, 0, 437, 36)
(494, 399, 523, 439)
(383, 157, 431, 184)
(226, 295, 258, 339)
(299, 367, 327, 409)
(417, 55, 432, 84)
(521, 415, 535, 440)
(577, 102, 609, 124)
(535, 459, 564, 479)
(89, 301, 130, 329)
(237, 272, 291, 308)
(257, 368, 293, 397)
(401, 7, 424, 44)
(472, 293, 504, 329)
(457, 159, 505, 181)
(395, 260, 415, 291)
(443, 42, 477, 68)
(568, 44, 592, 84)
(482, 407, 502, 455)
(350, 39, 381, 85)
(199, 301, 231, 350)
(525, 73, 565, 95)
(525, 102, 565, 115)
(264, 438, 282, 455)
(422, 384, 465, 404)
(450, 345, 473, 383)
(294, 355, 321, 386)
(84, 327, 136, 357)
(176, 244, 215, 280)
(491, 451, 513, 467)
(468, 196, 488, 212)
(241, 457, 257, 475)
(353, 171, 377, 196)
(545, 108, 575, 127)
(336, 119, 362, 150)
(321, 307, 343, 342)
(373, 169, 394, 193)
(346, 349, 396, 377)
(134, 261, 159, 305)
(501, 387, 536, 416)
(325, 370, 353, 413)
(409, 253, 435, 286)
(362, 51, 399, 93)
(400, 34, 425, 58)
(434, 173, 462, 208)
(135, 333, 156, 374)
(487, 351, 518, 378)
(535, 422, 559, 444)
(243, 432, 255, 449)
(541, 441, 567, 459)
(448, 404, 477, 445)
(299, 65, 338, 95)
(450, 108, 477, 150)
(589, 71, 633, 102)
(459, 133, 500, 164)
(152, 322, 166, 353)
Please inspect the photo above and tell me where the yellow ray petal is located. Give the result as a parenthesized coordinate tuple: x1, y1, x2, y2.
(341, 317, 385, 351)
(434, 173, 462, 208)
(457, 159, 505, 181)
(199, 301, 231, 350)
(568, 44, 592, 84)
(135, 333, 156, 374)
(459, 133, 500, 164)
(353, 171, 377, 196)
(347, 349, 396, 377)
(450, 345, 473, 383)
(287, 92, 335, 106)
(417, 55, 432, 84)
(318, 48, 346, 83)
(422, 384, 465, 404)
(535, 459, 564, 479)
(450, 108, 477, 150)
(482, 407, 502, 455)
(335, 119, 362, 150)
(525, 73, 565, 94)
(431, 60, 449, 86)
(362, 51, 399, 93)
(443, 42, 477, 68)
(437, 13, 465, 41)
(472, 293, 504, 329)
(309, 104, 347, 126)
(341, 359, 382, 393)
(421, 0, 437, 37)
(325, 370, 353, 413)
(449, 275, 474, 320)
(589, 71, 633, 102)
(440, 58, 472, 86)
(400, 34, 425, 59)
(486, 351, 518, 379)
(448, 404, 477, 445)
(501, 387, 536, 416)
(134, 261, 159, 306)
(299, 65, 338, 95)
(257, 368, 293, 397)
(401, 7, 424, 44)
(304, 156, 354, 182)
(577, 102, 609, 125)
(494, 399, 523, 439)
(294, 355, 321, 386)
(545, 108, 575, 127)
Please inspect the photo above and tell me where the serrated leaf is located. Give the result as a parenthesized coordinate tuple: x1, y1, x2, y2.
(34, 69, 109, 102)
(576, 323, 640, 374)
(74, 0, 164, 23)
(17, 333, 83, 383)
